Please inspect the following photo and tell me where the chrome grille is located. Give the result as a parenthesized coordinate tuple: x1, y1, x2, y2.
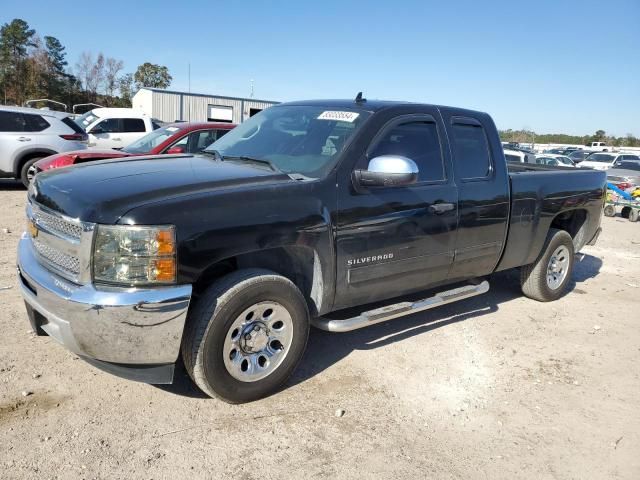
(32, 205, 83, 241)
(26, 201, 95, 284)
(32, 237, 80, 275)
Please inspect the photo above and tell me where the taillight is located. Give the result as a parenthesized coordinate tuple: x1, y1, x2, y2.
(59, 133, 88, 142)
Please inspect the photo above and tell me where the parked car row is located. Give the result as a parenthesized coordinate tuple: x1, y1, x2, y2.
(0, 103, 236, 185)
(34, 122, 234, 174)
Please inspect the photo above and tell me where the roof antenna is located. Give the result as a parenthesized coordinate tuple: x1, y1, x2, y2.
(354, 91, 366, 104)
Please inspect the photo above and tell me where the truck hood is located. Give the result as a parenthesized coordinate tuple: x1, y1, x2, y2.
(30, 154, 292, 223)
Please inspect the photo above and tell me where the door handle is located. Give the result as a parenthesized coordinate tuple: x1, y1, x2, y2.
(112, 137, 121, 141)
(428, 202, 455, 214)
(18, 137, 31, 142)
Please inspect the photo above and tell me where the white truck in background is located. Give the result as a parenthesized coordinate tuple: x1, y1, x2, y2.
(588, 142, 610, 152)
(74, 108, 161, 149)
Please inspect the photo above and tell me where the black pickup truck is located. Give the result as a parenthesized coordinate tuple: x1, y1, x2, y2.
(18, 98, 606, 403)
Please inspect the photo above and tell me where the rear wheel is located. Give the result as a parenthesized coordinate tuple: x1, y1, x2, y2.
(629, 209, 639, 223)
(521, 228, 575, 302)
(603, 205, 616, 217)
(181, 269, 310, 403)
(19, 156, 44, 188)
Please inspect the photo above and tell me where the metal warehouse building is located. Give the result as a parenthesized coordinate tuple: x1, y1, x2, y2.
(132, 87, 279, 124)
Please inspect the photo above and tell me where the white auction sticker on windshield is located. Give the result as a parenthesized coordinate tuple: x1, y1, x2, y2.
(317, 111, 360, 122)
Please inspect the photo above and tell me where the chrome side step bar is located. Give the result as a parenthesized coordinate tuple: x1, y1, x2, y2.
(312, 280, 490, 332)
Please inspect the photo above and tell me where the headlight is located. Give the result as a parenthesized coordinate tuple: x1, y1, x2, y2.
(93, 225, 176, 286)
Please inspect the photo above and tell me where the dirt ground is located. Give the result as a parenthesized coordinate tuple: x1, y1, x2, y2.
(0, 178, 639, 480)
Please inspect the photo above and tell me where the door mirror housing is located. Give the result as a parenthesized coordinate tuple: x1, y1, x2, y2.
(354, 155, 419, 188)
(90, 125, 104, 135)
(167, 145, 185, 154)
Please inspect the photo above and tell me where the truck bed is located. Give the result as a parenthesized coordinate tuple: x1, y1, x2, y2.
(495, 164, 606, 272)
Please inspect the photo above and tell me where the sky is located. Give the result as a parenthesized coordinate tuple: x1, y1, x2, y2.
(3, 0, 639, 136)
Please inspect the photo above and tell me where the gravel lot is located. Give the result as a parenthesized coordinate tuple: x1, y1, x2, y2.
(1, 178, 639, 480)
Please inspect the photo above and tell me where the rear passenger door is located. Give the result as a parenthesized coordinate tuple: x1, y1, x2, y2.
(440, 112, 510, 280)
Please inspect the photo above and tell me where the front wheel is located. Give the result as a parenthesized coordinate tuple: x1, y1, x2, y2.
(521, 228, 575, 302)
(181, 269, 310, 403)
(629, 209, 639, 223)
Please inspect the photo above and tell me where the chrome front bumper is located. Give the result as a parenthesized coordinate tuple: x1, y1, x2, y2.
(17, 234, 192, 381)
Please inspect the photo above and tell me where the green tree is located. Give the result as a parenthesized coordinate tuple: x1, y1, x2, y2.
(44, 36, 66, 72)
(0, 18, 36, 104)
(43, 35, 68, 101)
(134, 62, 172, 89)
(118, 73, 134, 102)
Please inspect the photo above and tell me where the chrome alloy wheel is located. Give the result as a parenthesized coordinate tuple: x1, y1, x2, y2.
(546, 245, 570, 290)
(222, 301, 293, 382)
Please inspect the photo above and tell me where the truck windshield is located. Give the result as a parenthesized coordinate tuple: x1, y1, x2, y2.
(205, 105, 370, 178)
(123, 126, 181, 153)
(587, 153, 615, 163)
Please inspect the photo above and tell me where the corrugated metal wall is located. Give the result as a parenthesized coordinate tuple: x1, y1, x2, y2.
(146, 89, 278, 124)
(151, 91, 181, 122)
(243, 100, 278, 120)
(183, 96, 243, 123)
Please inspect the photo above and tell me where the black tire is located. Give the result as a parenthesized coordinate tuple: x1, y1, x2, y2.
(181, 268, 310, 403)
(621, 207, 631, 219)
(629, 209, 639, 223)
(521, 228, 575, 302)
(19, 156, 44, 188)
(603, 205, 616, 217)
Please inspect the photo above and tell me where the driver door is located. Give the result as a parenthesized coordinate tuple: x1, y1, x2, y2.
(334, 113, 459, 310)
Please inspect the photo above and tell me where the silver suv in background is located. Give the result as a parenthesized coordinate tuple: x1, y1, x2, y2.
(0, 106, 88, 187)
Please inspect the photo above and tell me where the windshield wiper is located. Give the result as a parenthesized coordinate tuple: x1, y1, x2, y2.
(222, 155, 281, 172)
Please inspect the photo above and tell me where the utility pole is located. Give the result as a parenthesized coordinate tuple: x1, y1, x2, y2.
(250, 79, 254, 98)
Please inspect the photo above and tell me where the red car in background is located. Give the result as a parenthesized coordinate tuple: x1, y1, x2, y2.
(34, 122, 235, 174)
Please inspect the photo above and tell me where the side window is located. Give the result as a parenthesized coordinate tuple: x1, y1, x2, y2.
(122, 118, 146, 132)
(369, 120, 445, 182)
(94, 118, 121, 133)
(190, 130, 217, 153)
(216, 129, 230, 140)
(450, 120, 492, 179)
(167, 135, 189, 152)
(0, 111, 26, 132)
(23, 114, 50, 132)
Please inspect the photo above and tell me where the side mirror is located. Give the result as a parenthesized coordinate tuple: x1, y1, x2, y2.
(167, 146, 185, 154)
(354, 155, 419, 188)
(90, 125, 104, 135)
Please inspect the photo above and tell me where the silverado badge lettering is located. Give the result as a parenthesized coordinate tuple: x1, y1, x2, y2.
(347, 253, 394, 266)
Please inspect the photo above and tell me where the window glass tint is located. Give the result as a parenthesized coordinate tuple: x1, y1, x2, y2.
(370, 121, 444, 182)
(62, 116, 85, 134)
(122, 118, 146, 132)
(216, 129, 230, 139)
(190, 130, 217, 152)
(450, 122, 491, 179)
(0, 111, 26, 132)
(23, 114, 50, 132)
(94, 118, 120, 133)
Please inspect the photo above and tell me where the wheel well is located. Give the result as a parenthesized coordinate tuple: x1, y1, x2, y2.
(193, 246, 325, 316)
(14, 150, 56, 177)
(550, 209, 588, 250)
